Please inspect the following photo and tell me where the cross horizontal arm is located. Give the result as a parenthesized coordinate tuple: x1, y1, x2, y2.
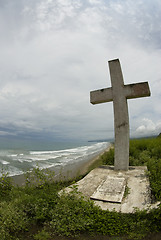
(124, 82, 151, 99)
(90, 87, 113, 104)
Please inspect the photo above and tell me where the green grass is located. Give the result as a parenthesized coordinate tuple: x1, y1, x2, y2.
(0, 137, 161, 239)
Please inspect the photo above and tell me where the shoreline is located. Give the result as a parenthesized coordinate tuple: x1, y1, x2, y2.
(79, 144, 112, 175)
(11, 144, 112, 186)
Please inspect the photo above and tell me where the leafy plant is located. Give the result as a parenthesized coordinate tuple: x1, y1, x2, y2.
(147, 158, 161, 201)
(25, 166, 55, 188)
(101, 148, 114, 165)
(123, 185, 130, 199)
(0, 138, 161, 239)
(0, 201, 28, 239)
(34, 229, 51, 240)
(0, 169, 13, 197)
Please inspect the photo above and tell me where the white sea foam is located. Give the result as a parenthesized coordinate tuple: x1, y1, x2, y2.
(30, 150, 58, 155)
(0, 142, 110, 177)
(24, 159, 32, 163)
(0, 160, 10, 165)
(8, 154, 18, 157)
(0, 165, 24, 177)
(32, 161, 63, 169)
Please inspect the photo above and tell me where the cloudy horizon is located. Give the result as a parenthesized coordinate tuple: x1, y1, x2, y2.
(0, 0, 161, 142)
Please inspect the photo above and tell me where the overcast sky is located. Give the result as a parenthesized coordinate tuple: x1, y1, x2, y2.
(0, 0, 161, 142)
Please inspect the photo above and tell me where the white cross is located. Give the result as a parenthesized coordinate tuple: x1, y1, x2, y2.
(90, 59, 151, 170)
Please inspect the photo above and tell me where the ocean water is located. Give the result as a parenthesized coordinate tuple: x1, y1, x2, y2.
(0, 140, 110, 177)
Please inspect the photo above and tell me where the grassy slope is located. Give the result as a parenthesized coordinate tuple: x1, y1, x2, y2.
(0, 137, 161, 240)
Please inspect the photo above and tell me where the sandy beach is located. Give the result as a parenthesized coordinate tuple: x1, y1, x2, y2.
(11, 144, 112, 186)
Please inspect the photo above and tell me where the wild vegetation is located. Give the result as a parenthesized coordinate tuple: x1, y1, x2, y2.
(0, 137, 161, 239)
(101, 137, 161, 201)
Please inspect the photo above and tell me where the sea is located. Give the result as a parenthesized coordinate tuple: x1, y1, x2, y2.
(0, 138, 110, 177)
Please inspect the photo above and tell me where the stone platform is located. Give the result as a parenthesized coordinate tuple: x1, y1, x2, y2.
(63, 166, 160, 213)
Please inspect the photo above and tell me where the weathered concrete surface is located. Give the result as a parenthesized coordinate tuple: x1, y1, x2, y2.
(90, 176, 126, 203)
(109, 60, 129, 171)
(90, 59, 151, 171)
(63, 166, 160, 213)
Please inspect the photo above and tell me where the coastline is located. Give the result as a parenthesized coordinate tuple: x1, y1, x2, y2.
(78, 144, 112, 175)
(11, 144, 112, 186)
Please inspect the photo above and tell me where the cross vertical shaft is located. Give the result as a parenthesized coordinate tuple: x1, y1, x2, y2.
(109, 60, 129, 170)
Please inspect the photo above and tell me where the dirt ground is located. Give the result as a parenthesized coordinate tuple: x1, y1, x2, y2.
(47, 232, 161, 240)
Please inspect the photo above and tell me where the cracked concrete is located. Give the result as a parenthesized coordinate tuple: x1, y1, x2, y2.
(63, 165, 160, 213)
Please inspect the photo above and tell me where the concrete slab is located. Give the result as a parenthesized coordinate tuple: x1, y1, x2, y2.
(90, 176, 126, 203)
(63, 166, 155, 213)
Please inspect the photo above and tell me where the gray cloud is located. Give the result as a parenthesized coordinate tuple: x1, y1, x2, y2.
(0, 0, 161, 141)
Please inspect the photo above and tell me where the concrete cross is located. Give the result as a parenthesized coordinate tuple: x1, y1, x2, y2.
(90, 59, 151, 171)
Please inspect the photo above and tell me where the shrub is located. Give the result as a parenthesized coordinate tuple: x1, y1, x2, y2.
(49, 189, 95, 236)
(0, 169, 13, 198)
(14, 184, 59, 224)
(148, 204, 161, 232)
(1, 139, 161, 239)
(34, 229, 51, 240)
(101, 148, 114, 165)
(25, 166, 55, 188)
(147, 158, 161, 201)
(0, 201, 28, 239)
(101, 138, 161, 167)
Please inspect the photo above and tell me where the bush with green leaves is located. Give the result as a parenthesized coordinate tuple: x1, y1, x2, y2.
(25, 166, 55, 188)
(147, 158, 161, 201)
(101, 137, 161, 167)
(48, 190, 160, 239)
(0, 139, 161, 239)
(100, 137, 161, 201)
(0, 170, 13, 197)
(49, 190, 95, 236)
(101, 148, 114, 165)
(0, 201, 28, 239)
